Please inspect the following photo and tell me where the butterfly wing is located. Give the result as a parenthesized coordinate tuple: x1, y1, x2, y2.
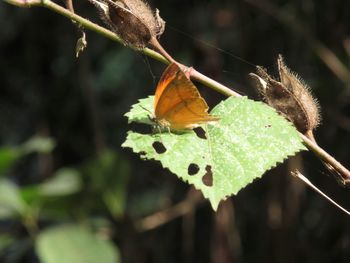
(162, 97, 219, 130)
(154, 63, 182, 115)
(154, 63, 218, 130)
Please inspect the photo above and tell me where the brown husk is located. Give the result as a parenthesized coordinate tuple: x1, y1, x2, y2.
(249, 54, 320, 136)
(88, 0, 165, 47)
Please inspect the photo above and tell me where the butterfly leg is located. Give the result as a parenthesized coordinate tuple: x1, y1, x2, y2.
(152, 127, 165, 148)
(167, 126, 174, 137)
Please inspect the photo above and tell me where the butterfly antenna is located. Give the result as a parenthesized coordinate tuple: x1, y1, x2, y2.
(137, 52, 157, 86)
(291, 170, 350, 216)
(167, 24, 256, 68)
(139, 105, 153, 116)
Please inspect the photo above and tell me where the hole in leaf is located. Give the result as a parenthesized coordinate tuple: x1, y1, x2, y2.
(202, 165, 213, 187)
(194, 127, 207, 139)
(152, 141, 166, 154)
(188, 163, 200, 176)
(265, 124, 272, 128)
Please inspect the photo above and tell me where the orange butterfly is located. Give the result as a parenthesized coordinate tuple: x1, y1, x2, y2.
(153, 63, 219, 131)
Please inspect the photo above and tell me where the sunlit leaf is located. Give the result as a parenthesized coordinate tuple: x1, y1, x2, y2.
(123, 96, 306, 210)
(39, 168, 82, 196)
(124, 97, 153, 125)
(21, 136, 56, 155)
(36, 224, 120, 263)
(0, 137, 55, 176)
(0, 179, 26, 218)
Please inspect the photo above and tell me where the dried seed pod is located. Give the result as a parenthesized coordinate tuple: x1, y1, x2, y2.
(250, 56, 349, 185)
(249, 55, 320, 138)
(88, 0, 165, 47)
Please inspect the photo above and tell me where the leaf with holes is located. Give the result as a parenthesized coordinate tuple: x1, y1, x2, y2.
(122, 96, 306, 210)
(124, 97, 154, 126)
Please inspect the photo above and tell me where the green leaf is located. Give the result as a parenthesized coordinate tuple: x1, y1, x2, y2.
(36, 224, 120, 263)
(0, 179, 26, 218)
(0, 147, 20, 175)
(20, 185, 41, 205)
(124, 97, 154, 126)
(0, 137, 55, 176)
(20, 168, 82, 206)
(21, 136, 56, 155)
(39, 168, 82, 196)
(123, 96, 306, 210)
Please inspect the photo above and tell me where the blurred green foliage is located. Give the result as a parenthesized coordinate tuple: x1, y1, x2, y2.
(36, 224, 120, 263)
(0, 0, 350, 262)
(0, 137, 126, 262)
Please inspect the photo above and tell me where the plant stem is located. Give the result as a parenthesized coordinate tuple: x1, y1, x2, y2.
(3, 0, 350, 184)
(149, 37, 175, 63)
(301, 134, 350, 183)
(3, 0, 40, 7)
(22, 0, 168, 64)
(191, 69, 241, 97)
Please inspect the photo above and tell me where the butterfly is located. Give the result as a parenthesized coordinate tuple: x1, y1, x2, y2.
(153, 63, 219, 131)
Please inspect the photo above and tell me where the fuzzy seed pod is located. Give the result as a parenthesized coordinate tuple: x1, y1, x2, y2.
(249, 55, 320, 137)
(88, 0, 165, 47)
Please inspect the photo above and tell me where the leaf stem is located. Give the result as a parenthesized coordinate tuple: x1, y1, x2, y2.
(3, 0, 350, 185)
(135, 189, 203, 232)
(65, 0, 74, 13)
(292, 170, 350, 216)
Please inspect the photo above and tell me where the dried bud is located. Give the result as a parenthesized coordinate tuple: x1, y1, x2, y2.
(88, 0, 165, 47)
(249, 55, 320, 137)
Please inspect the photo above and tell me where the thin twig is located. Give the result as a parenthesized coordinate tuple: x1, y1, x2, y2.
(65, 0, 74, 12)
(244, 0, 350, 88)
(4, 0, 350, 184)
(134, 190, 203, 232)
(3, 0, 41, 7)
(301, 134, 350, 183)
(45, 0, 168, 63)
(291, 170, 350, 216)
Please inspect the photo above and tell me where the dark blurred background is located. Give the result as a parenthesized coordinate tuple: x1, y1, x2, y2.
(0, 0, 350, 262)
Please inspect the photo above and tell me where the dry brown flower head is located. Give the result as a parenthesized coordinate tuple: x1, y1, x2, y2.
(87, 0, 165, 47)
(249, 55, 320, 139)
